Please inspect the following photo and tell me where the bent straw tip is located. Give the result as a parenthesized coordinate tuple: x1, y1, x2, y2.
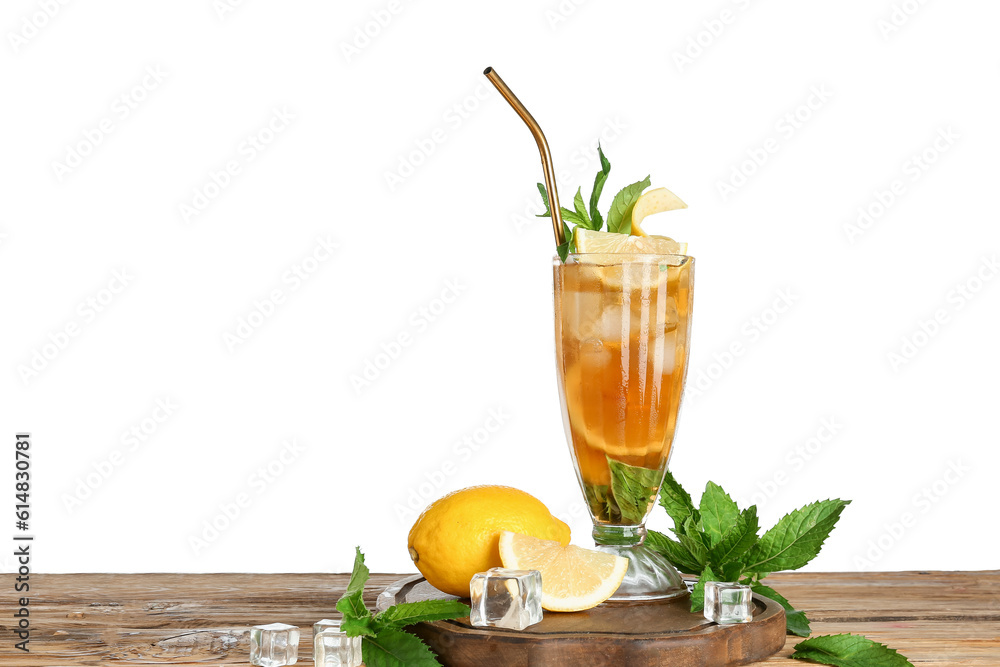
(483, 66, 493, 75)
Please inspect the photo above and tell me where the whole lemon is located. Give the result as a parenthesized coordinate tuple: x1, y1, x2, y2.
(407, 485, 571, 597)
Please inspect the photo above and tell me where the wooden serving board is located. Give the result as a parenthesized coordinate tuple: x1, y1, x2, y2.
(377, 575, 786, 666)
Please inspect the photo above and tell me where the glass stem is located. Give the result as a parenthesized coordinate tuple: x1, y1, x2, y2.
(593, 523, 647, 547)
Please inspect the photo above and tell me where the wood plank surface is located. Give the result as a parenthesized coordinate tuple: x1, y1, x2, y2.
(1, 571, 996, 665)
(379, 574, 787, 666)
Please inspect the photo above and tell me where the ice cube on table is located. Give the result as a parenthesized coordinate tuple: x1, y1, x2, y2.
(250, 623, 299, 666)
(314, 628, 361, 667)
(312, 619, 342, 641)
(703, 582, 753, 624)
(470, 568, 543, 631)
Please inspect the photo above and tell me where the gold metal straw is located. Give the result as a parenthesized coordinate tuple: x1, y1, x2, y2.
(483, 67, 566, 247)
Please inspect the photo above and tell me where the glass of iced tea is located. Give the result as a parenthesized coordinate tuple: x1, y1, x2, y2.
(554, 252, 693, 600)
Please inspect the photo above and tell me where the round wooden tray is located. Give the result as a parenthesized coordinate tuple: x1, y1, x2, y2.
(376, 575, 786, 667)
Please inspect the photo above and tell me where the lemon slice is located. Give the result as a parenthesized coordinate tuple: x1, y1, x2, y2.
(651, 236, 688, 255)
(630, 187, 687, 237)
(498, 531, 629, 612)
(575, 228, 685, 255)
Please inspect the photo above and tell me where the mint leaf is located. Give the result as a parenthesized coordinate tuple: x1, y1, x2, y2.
(699, 482, 740, 548)
(584, 483, 619, 523)
(708, 505, 759, 570)
(646, 529, 702, 574)
(373, 600, 470, 632)
(363, 628, 441, 667)
(336, 588, 369, 618)
(606, 175, 650, 234)
(607, 457, 662, 524)
(536, 183, 551, 218)
(743, 500, 851, 574)
(336, 547, 371, 621)
(536, 182, 586, 227)
(690, 565, 716, 613)
(658, 470, 697, 533)
(717, 561, 745, 582)
(751, 583, 811, 637)
(785, 610, 812, 638)
(791, 633, 914, 667)
(681, 514, 704, 539)
(344, 547, 370, 599)
(572, 187, 593, 230)
(342, 615, 377, 638)
(556, 221, 574, 262)
(589, 144, 611, 229)
(539, 182, 584, 262)
(560, 208, 588, 227)
(678, 516, 708, 569)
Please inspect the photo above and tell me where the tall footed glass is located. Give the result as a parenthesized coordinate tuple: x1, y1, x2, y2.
(554, 253, 694, 601)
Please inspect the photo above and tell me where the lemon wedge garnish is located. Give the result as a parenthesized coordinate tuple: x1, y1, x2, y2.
(630, 187, 687, 237)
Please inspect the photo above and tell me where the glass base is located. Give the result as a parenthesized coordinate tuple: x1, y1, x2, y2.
(593, 525, 687, 601)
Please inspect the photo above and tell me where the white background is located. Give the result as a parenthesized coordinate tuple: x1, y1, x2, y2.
(1, 0, 997, 576)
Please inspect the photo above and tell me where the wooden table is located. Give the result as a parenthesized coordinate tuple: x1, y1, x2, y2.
(5, 571, 997, 665)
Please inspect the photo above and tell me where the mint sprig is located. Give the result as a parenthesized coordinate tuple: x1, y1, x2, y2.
(648, 483, 912, 659)
(536, 184, 577, 261)
(335, 546, 371, 619)
(791, 633, 915, 666)
(536, 144, 652, 261)
(336, 547, 470, 667)
(646, 475, 850, 638)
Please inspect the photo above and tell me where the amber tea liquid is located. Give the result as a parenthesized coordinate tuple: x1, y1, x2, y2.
(555, 255, 693, 526)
